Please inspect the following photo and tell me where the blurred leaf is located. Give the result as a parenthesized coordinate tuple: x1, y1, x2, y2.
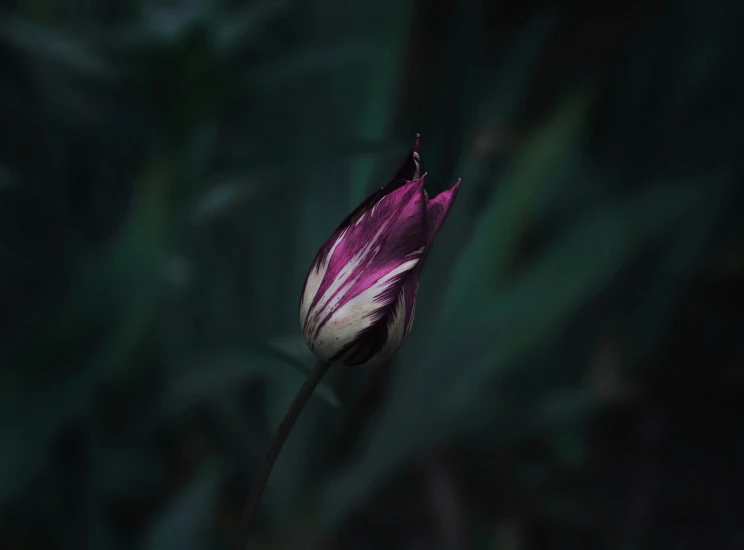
(321, 181, 701, 525)
(266, 335, 317, 370)
(549, 428, 589, 468)
(189, 178, 260, 223)
(99, 446, 164, 498)
(162, 348, 341, 421)
(455, 387, 596, 455)
(0, 164, 13, 188)
(245, 41, 383, 90)
(142, 0, 212, 43)
(0, 393, 48, 503)
(257, 346, 341, 528)
(446, 181, 704, 408)
(507, 389, 596, 450)
(258, 338, 344, 527)
(627, 176, 733, 365)
(534, 389, 595, 427)
(345, 0, 415, 209)
(2, 2, 741, 548)
(0, 16, 111, 76)
(62, 161, 171, 341)
(478, 12, 558, 124)
(225, 137, 406, 174)
(81, 429, 117, 550)
(490, 520, 522, 550)
(213, 0, 290, 55)
(443, 90, 592, 316)
(655, 2, 738, 138)
(181, 123, 219, 188)
(0, 159, 171, 503)
(140, 465, 221, 550)
(537, 494, 594, 526)
(0, 16, 112, 125)
(248, 189, 297, 334)
(262, 377, 321, 528)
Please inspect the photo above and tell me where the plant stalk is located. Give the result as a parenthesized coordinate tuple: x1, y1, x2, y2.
(238, 359, 332, 549)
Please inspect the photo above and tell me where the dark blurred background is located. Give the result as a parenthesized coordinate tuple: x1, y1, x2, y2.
(1, 0, 743, 549)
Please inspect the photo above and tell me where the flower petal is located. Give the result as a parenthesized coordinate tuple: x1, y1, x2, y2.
(364, 178, 462, 361)
(300, 176, 427, 364)
(333, 135, 421, 231)
(331, 261, 416, 365)
(424, 179, 461, 247)
(359, 272, 418, 364)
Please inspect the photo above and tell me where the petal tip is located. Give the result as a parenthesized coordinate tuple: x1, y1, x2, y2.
(390, 135, 422, 183)
(447, 179, 461, 195)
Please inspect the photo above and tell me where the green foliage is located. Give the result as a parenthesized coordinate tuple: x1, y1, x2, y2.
(140, 465, 221, 550)
(1, 0, 742, 549)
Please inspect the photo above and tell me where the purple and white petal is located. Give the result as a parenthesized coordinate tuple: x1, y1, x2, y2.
(331, 136, 421, 233)
(364, 180, 460, 361)
(336, 179, 460, 364)
(299, 135, 460, 367)
(299, 176, 427, 364)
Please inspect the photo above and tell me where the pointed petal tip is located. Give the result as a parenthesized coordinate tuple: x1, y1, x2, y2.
(426, 178, 460, 206)
(401, 172, 427, 193)
(412, 134, 421, 156)
(412, 173, 427, 195)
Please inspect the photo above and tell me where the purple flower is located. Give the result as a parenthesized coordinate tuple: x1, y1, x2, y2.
(299, 136, 460, 366)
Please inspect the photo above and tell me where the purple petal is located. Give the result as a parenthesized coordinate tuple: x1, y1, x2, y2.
(344, 276, 416, 365)
(333, 135, 421, 232)
(336, 178, 462, 364)
(424, 179, 461, 248)
(300, 176, 427, 364)
(376, 179, 461, 357)
(299, 135, 461, 367)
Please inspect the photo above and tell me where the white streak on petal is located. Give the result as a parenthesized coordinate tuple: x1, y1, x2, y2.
(372, 291, 407, 362)
(355, 212, 366, 226)
(304, 217, 392, 339)
(405, 246, 425, 257)
(371, 195, 387, 217)
(300, 228, 347, 326)
(311, 257, 419, 362)
(406, 299, 416, 337)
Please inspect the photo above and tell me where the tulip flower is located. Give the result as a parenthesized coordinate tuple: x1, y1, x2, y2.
(239, 136, 460, 548)
(300, 135, 460, 366)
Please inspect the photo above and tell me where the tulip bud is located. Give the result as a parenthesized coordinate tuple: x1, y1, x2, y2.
(299, 136, 460, 366)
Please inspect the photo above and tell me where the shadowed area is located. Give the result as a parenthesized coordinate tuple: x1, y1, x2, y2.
(0, 0, 743, 549)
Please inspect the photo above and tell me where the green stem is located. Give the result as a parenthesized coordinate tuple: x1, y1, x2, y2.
(238, 359, 332, 549)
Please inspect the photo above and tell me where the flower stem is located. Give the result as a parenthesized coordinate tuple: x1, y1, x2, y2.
(238, 359, 332, 549)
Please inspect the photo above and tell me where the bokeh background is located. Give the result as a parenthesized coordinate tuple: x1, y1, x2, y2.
(1, 0, 743, 549)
